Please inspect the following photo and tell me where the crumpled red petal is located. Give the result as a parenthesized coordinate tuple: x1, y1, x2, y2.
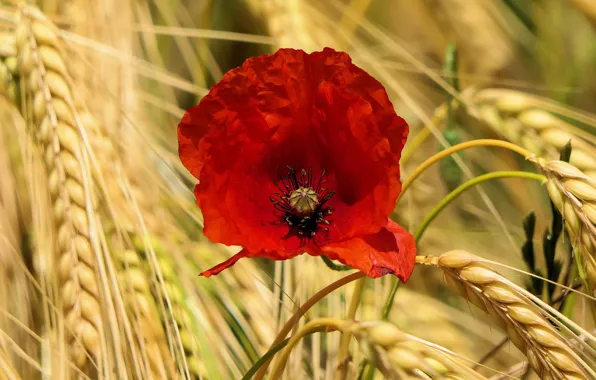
(200, 248, 303, 277)
(320, 219, 416, 282)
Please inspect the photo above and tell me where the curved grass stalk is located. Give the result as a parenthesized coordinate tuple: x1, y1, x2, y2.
(400, 139, 534, 197)
(269, 318, 344, 379)
(415, 171, 546, 242)
(253, 272, 364, 379)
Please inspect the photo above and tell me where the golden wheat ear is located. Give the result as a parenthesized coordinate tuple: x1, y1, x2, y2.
(419, 251, 595, 379)
(16, 6, 104, 372)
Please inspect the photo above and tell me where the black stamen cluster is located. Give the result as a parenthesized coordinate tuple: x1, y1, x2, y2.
(269, 166, 334, 239)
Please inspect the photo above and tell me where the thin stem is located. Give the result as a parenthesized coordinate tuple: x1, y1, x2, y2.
(269, 318, 344, 379)
(242, 328, 328, 380)
(414, 171, 546, 242)
(381, 280, 400, 320)
(335, 278, 366, 380)
(400, 139, 534, 197)
(254, 272, 365, 379)
(474, 337, 509, 369)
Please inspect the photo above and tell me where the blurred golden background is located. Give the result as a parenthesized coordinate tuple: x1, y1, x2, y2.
(0, 0, 595, 379)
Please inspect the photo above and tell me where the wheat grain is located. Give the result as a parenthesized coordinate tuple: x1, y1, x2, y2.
(15, 7, 102, 370)
(346, 320, 488, 379)
(0, 32, 18, 103)
(536, 158, 596, 297)
(469, 89, 596, 180)
(419, 250, 593, 379)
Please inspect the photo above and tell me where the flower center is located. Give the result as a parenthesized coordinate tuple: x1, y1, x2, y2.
(270, 166, 334, 238)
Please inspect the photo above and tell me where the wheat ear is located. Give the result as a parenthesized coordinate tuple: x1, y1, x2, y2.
(470, 89, 596, 179)
(419, 251, 594, 379)
(537, 159, 596, 297)
(116, 248, 178, 379)
(345, 321, 488, 379)
(15, 7, 102, 370)
(133, 236, 206, 379)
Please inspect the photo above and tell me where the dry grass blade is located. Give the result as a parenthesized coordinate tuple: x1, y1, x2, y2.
(469, 89, 596, 180)
(419, 250, 594, 379)
(15, 6, 102, 371)
(537, 158, 596, 297)
(0, 346, 22, 380)
(345, 320, 488, 379)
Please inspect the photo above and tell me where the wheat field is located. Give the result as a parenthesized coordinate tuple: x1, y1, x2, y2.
(0, 0, 595, 379)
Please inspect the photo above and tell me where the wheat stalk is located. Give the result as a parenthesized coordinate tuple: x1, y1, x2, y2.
(536, 158, 596, 297)
(345, 320, 489, 379)
(468, 89, 596, 179)
(15, 7, 103, 370)
(419, 250, 594, 379)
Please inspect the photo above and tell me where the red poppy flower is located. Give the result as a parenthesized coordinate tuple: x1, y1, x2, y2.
(178, 48, 416, 281)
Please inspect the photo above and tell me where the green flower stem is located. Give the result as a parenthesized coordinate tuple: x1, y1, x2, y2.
(321, 255, 353, 271)
(381, 280, 400, 320)
(382, 171, 545, 322)
(414, 171, 545, 242)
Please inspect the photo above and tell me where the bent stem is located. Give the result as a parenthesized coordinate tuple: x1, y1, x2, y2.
(400, 139, 534, 196)
(415, 171, 546, 242)
(269, 318, 345, 379)
(382, 171, 545, 330)
(253, 272, 365, 379)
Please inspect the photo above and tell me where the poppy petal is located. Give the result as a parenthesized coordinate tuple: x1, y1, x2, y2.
(320, 219, 416, 281)
(200, 248, 302, 277)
